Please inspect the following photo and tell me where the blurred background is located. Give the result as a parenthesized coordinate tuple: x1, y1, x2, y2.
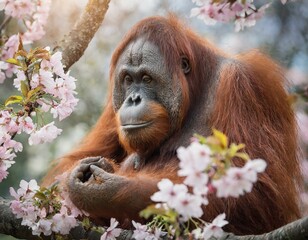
(0, 0, 307, 239)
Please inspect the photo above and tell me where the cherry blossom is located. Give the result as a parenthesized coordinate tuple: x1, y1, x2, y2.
(172, 192, 203, 221)
(193, 213, 228, 239)
(1, 49, 77, 181)
(0, 112, 35, 182)
(234, 3, 270, 32)
(32, 218, 53, 236)
(0, 162, 9, 182)
(29, 52, 78, 121)
(0, 147, 16, 162)
(100, 218, 122, 240)
(151, 178, 188, 206)
(177, 142, 211, 191)
(151, 178, 203, 220)
(191, 0, 272, 31)
(9, 180, 40, 223)
(19, 117, 35, 134)
(0, 122, 20, 182)
(4, 0, 36, 19)
(0, 0, 52, 80)
(0, 61, 8, 83)
(52, 206, 78, 235)
(213, 159, 266, 198)
(50, 51, 66, 77)
(1, 34, 19, 78)
(10, 179, 83, 236)
(132, 221, 151, 240)
(12, 69, 26, 90)
(29, 122, 62, 145)
(31, 69, 54, 89)
(23, 20, 46, 43)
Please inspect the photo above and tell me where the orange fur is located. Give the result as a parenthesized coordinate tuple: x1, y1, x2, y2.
(42, 16, 301, 234)
(116, 102, 170, 155)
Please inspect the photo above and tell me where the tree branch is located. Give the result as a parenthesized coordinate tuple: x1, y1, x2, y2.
(58, 0, 111, 70)
(0, 197, 132, 240)
(1, 197, 307, 239)
(220, 216, 308, 240)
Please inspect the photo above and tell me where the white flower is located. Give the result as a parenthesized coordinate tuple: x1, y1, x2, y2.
(50, 52, 65, 77)
(4, 0, 36, 19)
(35, 69, 55, 91)
(177, 142, 212, 175)
(244, 158, 267, 173)
(193, 213, 229, 240)
(19, 116, 34, 134)
(213, 159, 267, 198)
(29, 122, 62, 145)
(177, 142, 211, 193)
(151, 179, 188, 207)
(172, 192, 203, 221)
(51, 206, 78, 235)
(0, 61, 8, 83)
(0, 164, 9, 182)
(132, 221, 150, 240)
(13, 70, 26, 90)
(31, 218, 53, 236)
(100, 218, 122, 240)
(18, 179, 40, 195)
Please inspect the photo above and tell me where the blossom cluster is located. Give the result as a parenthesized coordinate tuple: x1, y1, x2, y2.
(14, 50, 79, 122)
(100, 218, 122, 240)
(190, 0, 294, 31)
(131, 221, 162, 240)
(9, 179, 84, 236)
(0, 48, 78, 182)
(9, 174, 125, 238)
(0, 1, 67, 182)
(0, 0, 51, 81)
(145, 131, 267, 239)
(0, 110, 30, 181)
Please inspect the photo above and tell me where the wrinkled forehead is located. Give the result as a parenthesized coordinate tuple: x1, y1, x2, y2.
(116, 38, 162, 66)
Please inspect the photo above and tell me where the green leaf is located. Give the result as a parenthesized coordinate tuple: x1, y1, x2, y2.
(20, 81, 29, 97)
(228, 143, 243, 155)
(27, 86, 42, 100)
(213, 129, 228, 148)
(140, 204, 167, 219)
(6, 58, 20, 66)
(193, 133, 207, 145)
(81, 217, 92, 230)
(5, 95, 23, 106)
(33, 191, 47, 200)
(235, 152, 250, 161)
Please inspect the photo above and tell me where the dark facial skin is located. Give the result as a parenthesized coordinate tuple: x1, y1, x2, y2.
(113, 38, 175, 113)
(113, 38, 185, 155)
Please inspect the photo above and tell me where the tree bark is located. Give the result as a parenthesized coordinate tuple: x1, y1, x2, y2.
(58, 0, 111, 70)
(220, 216, 308, 240)
(1, 197, 307, 239)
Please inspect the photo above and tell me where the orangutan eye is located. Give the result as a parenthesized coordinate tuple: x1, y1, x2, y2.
(124, 75, 133, 85)
(142, 75, 152, 83)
